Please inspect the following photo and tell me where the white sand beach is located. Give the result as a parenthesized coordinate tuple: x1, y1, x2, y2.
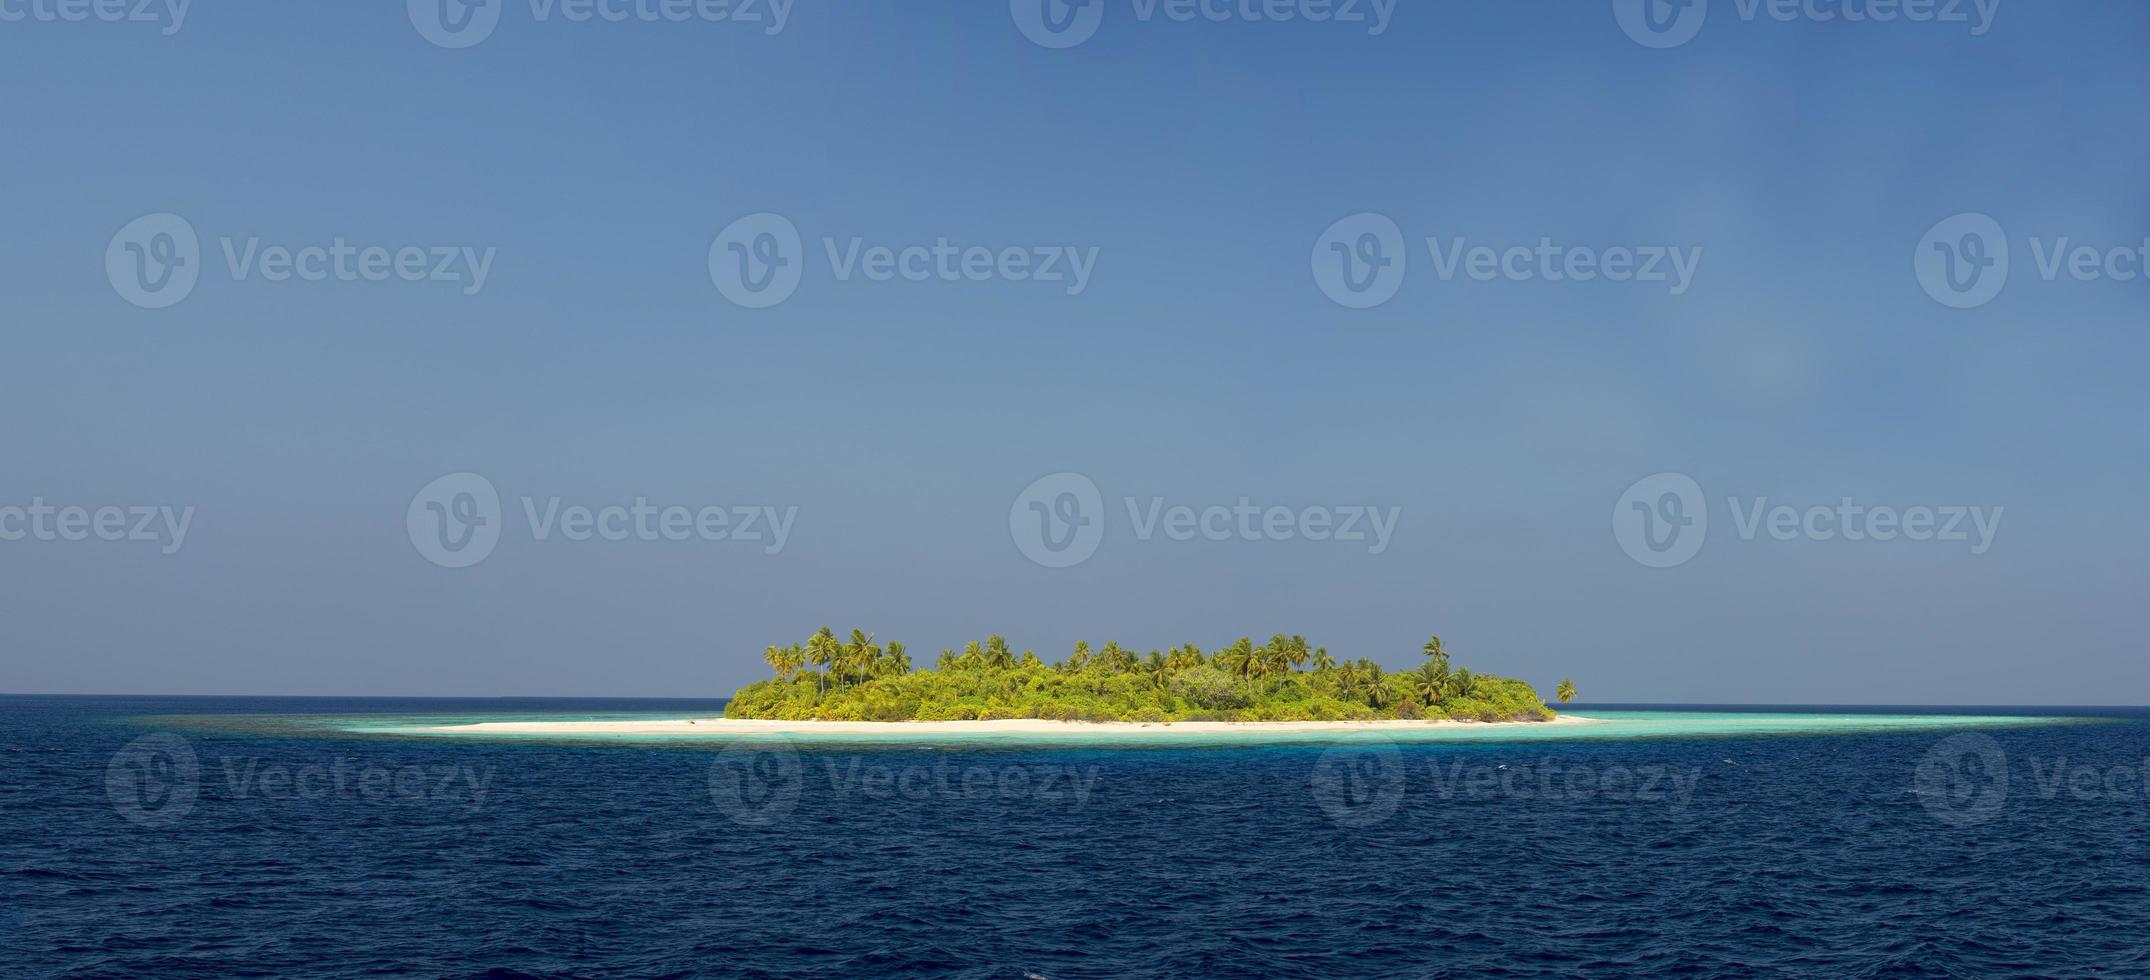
(421, 715, 1603, 737)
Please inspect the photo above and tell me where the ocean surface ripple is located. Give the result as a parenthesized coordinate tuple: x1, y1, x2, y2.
(4, 697, 2148, 979)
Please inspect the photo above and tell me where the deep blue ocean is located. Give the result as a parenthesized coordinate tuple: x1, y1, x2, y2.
(5, 696, 2149, 978)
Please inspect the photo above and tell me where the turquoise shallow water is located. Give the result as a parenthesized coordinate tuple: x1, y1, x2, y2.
(236, 707, 2080, 748)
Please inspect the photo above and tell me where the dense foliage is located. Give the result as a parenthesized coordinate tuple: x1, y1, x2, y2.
(725, 629, 1554, 723)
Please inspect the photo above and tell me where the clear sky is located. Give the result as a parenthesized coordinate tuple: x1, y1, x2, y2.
(2, 1, 2145, 703)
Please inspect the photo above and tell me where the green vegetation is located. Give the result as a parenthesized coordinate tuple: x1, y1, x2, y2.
(1556, 678, 1577, 703)
(726, 628, 1555, 724)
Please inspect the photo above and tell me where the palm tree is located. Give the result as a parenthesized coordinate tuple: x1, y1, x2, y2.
(804, 627, 841, 695)
(1412, 662, 1446, 706)
(884, 641, 911, 677)
(1422, 635, 1448, 672)
(1335, 661, 1362, 698)
(1260, 634, 1291, 676)
(985, 635, 1014, 670)
(1167, 645, 1202, 672)
(844, 629, 878, 686)
(935, 649, 957, 671)
(1311, 647, 1336, 674)
(764, 644, 788, 681)
(1446, 668, 1478, 701)
(1287, 635, 1312, 672)
(1143, 651, 1170, 689)
(1555, 678, 1576, 703)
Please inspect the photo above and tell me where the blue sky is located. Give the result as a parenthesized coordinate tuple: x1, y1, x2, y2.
(2, 1, 2146, 702)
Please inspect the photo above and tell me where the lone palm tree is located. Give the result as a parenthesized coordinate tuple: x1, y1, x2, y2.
(1555, 678, 1576, 704)
(1422, 635, 1448, 672)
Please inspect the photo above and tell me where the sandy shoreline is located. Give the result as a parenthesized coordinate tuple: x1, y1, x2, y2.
(418, 715, 1602, 737)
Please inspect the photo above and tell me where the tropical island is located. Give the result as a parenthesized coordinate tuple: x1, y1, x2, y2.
(723, 628, 1575, 724)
